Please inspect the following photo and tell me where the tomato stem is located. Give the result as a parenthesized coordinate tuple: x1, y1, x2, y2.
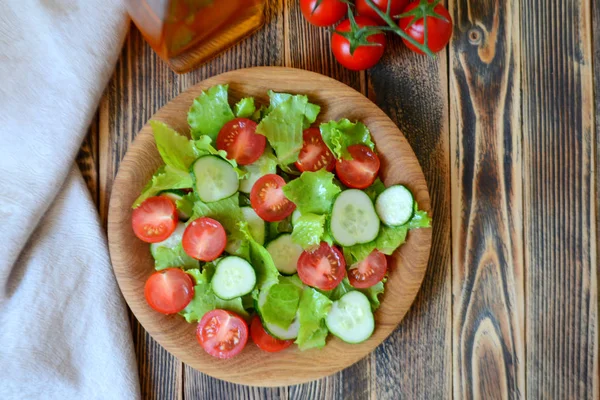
(335, 7, 384, 55)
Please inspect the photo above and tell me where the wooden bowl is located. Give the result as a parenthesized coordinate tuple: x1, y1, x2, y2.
(108, 67, 432, 386)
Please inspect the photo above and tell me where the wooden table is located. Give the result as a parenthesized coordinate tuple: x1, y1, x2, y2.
(77, 0, 599, 398)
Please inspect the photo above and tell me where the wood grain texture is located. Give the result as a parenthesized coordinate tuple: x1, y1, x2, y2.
(107, 67, 431, 386)
(76, 112, 99, 204)
(449, 0, 524, 398)
(522, 0, 598, 397)
(367, 36, 452, 399)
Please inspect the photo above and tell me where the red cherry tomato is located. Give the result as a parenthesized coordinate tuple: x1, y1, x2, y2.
(250, 315, 293, 353)
(347, 250, 388, 288)
(297, 242, 346, 290)
(295, 128, 336, 172)
(182, 217, 227, 261)
(196, 310, 249, 359)
(132, 196, 178, 243)
(216, 117, 266, 165)
(331, 16, 386, 71)
(355, 0, 409, 24)
(399, 1, 453, 54)
(144, 268, 194, 314)
(335, 144, 381, 189)
(300, 0, 348, 27)
(250, 174, 296, 222)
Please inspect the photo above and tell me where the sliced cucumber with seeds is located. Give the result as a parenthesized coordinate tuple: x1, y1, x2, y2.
(330, 189, 380, 246)
(326, 291, 374, 344)
(375, 185, 414, 226)
(211, 256, 256, 300)
(266, 234, 303, 275)
(192, 155, 239, 202)
(256, 287, 300, 340)
(241, 206, 265, 245)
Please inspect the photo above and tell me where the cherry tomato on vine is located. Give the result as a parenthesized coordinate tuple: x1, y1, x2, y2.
(356, 0, 409, 25)
(300, 0, 348, 27)
(331, 16, 386, 71)
(399, 1, 453, 54)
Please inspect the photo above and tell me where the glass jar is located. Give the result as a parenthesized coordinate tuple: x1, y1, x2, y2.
(127, 0, 266, 73)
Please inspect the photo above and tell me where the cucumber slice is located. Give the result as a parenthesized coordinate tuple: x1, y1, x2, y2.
(211, 256, 256, 300)
(291, 209, 302, 226)
(241, 206, 265, 245)
(150, 222, 186, 256)
(326, 291, 374, 344)
(192, 156, 239, 202)
(161, 190, 190, 221)
(266, 234, 303, 275)
(330, 190, 380, 246)
(256, 287, 300, 340)
(375, 185, 414, 226)
(239, 150, 277, 193)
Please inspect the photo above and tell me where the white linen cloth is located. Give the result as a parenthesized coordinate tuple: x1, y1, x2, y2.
(0, 1, 140, 398)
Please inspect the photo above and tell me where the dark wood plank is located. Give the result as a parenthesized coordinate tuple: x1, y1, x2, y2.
(99, 1, 285, 398)
(76, 111, 99, 205)
(448, 0, 524, 397)
(367, 35, 451, 399)
(522, 0, 598, 397)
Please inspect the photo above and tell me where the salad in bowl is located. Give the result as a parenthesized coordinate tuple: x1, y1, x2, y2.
(130, 84, 430, 359)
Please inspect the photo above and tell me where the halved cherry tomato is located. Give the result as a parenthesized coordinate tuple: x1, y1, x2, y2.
(297, 242, 346, 290)
(216, 117, 266, 165)
(197, 310, 249, 359)
(132, 196, 178, 243)
(295, 128, 336, 172)
(144, 268, 194, 314)
(356, 0, 409, 24)
(399, 1, 453, 54)
(250, 315, 293, 353)
(335, 144, 381, 189)
(348, 250, 388, 288)
(182, 217, 227, 261)
(331, 16, 386, 71)
(300, 0, 348, 27)
(250, 174, 296, 222)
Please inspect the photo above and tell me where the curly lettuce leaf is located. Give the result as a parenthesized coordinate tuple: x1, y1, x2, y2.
(320, 277, 384, 311)
(235, 97, 256, 118)
(175, 191, 196, 219)
(320, 119, 375, 160)
(133, 165, 192, 208)
(239, 146, 278, 193)
(295, 287, 332, 350)
(153, 243, 198, 270)
(240, 222, 280, 288)
(282, 170, 341, 215)
(256, 91, 320, 165)
(188, 84, 235, 141)
(364, 178, 386, 201)
(291, 213, 326, 250)
(150, 120, 197, 171)
(180, 266, 248, 322)
(260, 275, 303, 330)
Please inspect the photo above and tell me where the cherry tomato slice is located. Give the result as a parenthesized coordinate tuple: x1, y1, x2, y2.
(132, 196, 178, 243)
(399, 1, 453, 54)
(297, 242, 346, 290)
(182, 217, 227, 261)
(250, 315, 293, 353)
(331, 16, 386, 71)
(335, 144, 381, 189)
(197, 310, 249, 359)
(144, 268, 194, 314)
(300, 0, 347, 27)
(356, 0, 408, 24)
(250, 174, 296, 222)
(347, 250, 388, 288)
(216, 118, 266, 165)
(295, 128, 336, 172)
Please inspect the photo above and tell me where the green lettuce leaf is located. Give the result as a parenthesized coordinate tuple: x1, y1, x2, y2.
(188, 84, 235, 141)
(192, 135, 246, 178)
(175, 191, 196, 219)
(295, 287, 332, 350)
(282, 170, 341, 215)
(343, 225, 408, 264)
(240, 222, 280, 288)
(408, 209, 432, 229)
(320, 119, 375, 160)
(364, 178, 386, 201)
(267, 217, 294, 242)
(291, 213, 326, 250)
(153, 243, 199, 270)
(239, 146, 278, 193)
(235, 97, 256, 118)
(320, 277, 384, 311)
(260, 275, 303, 330)
(180, 266, 247, 322)
(256, 91, 320, 165)
(150, 120, 197, 171)
(133, 165, 193, 208)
